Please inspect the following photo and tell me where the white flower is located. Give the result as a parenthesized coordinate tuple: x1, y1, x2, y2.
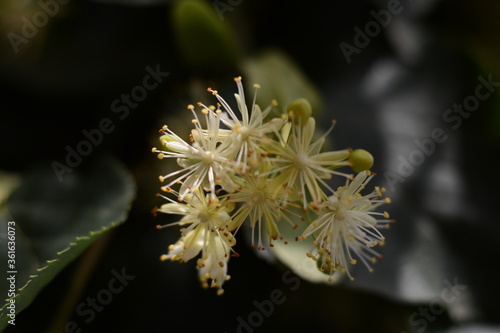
(207, 76, 286, 172)
(153, 105, 237, 201)
(151, 75, 391, 293)
(261, 115, 352, 210)
(157, 188, 236, 293)
(197, 231, 233, 295)
(223, 168, 297, 250)
(300, 171, 393, 281)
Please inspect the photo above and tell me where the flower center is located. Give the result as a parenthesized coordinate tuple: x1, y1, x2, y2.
(335, 209, 346, 221)
(198, 210, 211, 223)
(249, 190, 266, 207)
(201, 151, 215, 164)
(238, 126, 250, 139)
(292, 152, 309, 169)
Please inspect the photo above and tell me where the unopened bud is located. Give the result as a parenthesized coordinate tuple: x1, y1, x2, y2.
(287, 98, 312, 124)
(348, 149, 374, 173)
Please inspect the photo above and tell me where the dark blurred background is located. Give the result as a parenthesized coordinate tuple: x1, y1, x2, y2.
(1, 0, 500, 332)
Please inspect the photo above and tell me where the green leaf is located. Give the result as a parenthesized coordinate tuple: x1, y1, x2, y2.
(242, 50, 323, 118)
(268, 208, 346, 285)
(171, 0, 240, 74)
(0, 157, 135, 331)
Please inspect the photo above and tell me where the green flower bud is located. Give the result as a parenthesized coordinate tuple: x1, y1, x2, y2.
(287, 98, 312, 125)
(348, 149, 374, 173)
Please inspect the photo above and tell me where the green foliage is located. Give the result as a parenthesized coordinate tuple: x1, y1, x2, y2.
(0, 158, 135, 331)
(171, 0, 240, 74)
(243, 50, 323, 117)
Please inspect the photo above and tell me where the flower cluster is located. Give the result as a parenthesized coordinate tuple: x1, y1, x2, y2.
(152, 76, 393, 294)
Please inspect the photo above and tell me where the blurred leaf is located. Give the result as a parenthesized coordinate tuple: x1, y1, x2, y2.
(0, 171, 38, 315)
(242, 50, 323, 118)
(171, 0, 240, 74)
(0, 171, 20, 208)
(268, 212, 345, 285)
(0, 157, 135, 331)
